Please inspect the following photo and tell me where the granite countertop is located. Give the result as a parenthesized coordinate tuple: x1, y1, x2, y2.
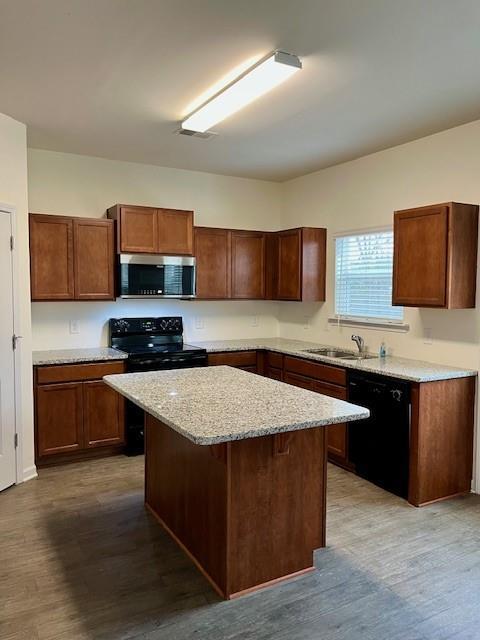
(104, 366, 369, 445)
(32, 347, 128, 366)
(190, 338, 477, 383)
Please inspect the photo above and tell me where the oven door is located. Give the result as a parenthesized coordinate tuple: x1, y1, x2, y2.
(119, 254, 196, 298)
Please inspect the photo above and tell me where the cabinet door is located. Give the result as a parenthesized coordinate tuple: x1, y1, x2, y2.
(157, 209, 193, 255)
(36, 383, 84, 456)
(119, 206, 158, 253)
(393, 206, 449, 307)
(83, 381, 125, 448)
(231, 231, 265, 299)
(315, 381, 348, 461)
(267, 367, 283, 381)
(30, 214, 74, 300)
(276, 229, 302, 300)
(194, 227, 231, 299)
(74, 219, 114, 300)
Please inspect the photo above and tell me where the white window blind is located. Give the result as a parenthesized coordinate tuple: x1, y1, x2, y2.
(335, 230, 403, 323)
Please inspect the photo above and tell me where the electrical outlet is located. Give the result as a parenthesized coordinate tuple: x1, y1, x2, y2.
(194, 317, 205, 330)
(251, 315, 259, 327)
(303, 316, 310, 330)
(424, 327, 433, 345)
(69, 320, 79, 334)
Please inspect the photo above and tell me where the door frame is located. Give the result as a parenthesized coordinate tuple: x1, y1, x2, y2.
(0, 203, 22, 485)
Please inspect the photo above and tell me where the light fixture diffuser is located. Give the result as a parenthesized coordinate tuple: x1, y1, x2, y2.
(181, 51, 302, 133)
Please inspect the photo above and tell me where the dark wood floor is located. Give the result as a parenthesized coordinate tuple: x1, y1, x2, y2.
(1, 456, 480, 640)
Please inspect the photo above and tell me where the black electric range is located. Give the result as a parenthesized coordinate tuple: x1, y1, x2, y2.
(110, 316, 207, 454)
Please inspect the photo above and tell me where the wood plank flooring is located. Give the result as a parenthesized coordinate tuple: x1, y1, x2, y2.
(1, 456, 480, 640)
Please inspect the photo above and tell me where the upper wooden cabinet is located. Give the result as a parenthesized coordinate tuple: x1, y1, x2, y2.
(194, 225, 326, 301)
(30, 214, 114, 301)
(194, 227, 231, 299)
(107, 204, 194, 255)
(267, 227, 327, 302)
(231, 231, 266, 299)
(393, 202, 478, 308)
(73, 218, 114, 300)
(29, 215, 75, 300)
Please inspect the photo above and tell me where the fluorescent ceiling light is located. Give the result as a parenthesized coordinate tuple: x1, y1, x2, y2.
(181, 51, 302, 133)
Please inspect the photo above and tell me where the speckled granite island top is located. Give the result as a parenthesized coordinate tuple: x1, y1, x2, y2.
(33, 347, 128, 366)
(104, 366, 369, 445)
(190, 338, 477, 383)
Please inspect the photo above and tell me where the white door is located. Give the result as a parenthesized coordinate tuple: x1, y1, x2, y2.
(0, 209, 17, 491)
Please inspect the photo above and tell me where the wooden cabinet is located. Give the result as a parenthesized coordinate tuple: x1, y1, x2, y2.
(194, 225, 325, 301)
(107, 204, 194, 255)
(194, 227, 231, 299)
(207, 351, 258, 373)
(231, 231, 266, 299)
(73, 218, 114, 300)
(265, 351, 284, 381)
(195, 227, 266, 300)
(267, 228, 327, 302)
(29, 215, 74, 300)
(34, 360, 126, 466)
(36, 383, 84, 457)
(393, 202, 478, 308)
(30, 214, 114, 301)
(283, 356, 349, 468)
(157, 209, 193, 255)
(84, 380, 125, 448)
(316, 381, 348, 462)
(115, 205, 158, 253)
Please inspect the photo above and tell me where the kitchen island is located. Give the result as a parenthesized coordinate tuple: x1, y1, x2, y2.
(104, 366, 369, 599)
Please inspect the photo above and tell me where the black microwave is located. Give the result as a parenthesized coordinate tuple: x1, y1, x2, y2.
(118, 254, 196, 298)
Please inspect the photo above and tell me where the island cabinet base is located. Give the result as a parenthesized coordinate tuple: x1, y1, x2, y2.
(144, 414, 327, 599)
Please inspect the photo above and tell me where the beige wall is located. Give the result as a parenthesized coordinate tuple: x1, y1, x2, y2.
(28, 149, 282, 348)
(0, 113, 35, 481)
(281, 118, 480, 490)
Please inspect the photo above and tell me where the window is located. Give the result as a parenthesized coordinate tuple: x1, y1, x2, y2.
(334, 229, 403, 324)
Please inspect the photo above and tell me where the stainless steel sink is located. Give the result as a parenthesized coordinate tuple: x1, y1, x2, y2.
(302, 348, 377, 360)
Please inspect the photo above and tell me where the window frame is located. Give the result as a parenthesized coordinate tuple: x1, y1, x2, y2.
(331, 226, 408, 332)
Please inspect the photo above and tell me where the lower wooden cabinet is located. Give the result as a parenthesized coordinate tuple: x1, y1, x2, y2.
(207, 351, 258, 373)
(83, 380, 125, 448)
(34, 361, 126, 466)
(36, 383, 84, 457)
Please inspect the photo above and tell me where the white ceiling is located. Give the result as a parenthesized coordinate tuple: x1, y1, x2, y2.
(1, 0, 480, 181)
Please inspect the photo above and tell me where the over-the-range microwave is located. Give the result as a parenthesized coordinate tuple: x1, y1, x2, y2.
(118, 254, 196, 299)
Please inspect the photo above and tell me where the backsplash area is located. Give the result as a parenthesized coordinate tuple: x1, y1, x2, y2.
(31, 300, 280, 350)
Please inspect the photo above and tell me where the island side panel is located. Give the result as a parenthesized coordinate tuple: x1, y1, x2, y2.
(226, 427, 327, 598)
(144, 415, 229, 596)
(409, 376, 475, 507)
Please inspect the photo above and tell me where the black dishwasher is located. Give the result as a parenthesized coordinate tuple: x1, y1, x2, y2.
(348, 372, 410, 499)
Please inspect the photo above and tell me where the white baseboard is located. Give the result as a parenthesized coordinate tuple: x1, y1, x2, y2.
(22, 465, 38, 482)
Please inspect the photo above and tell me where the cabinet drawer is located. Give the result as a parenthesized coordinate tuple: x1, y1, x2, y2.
(266, 351, 283, 369)
(283, 372, 317, 392)
(284, 356, 346, 386)
(36, 361, 125, 384)
(208, 351, 257, 368)
(315, 381, 346, 400)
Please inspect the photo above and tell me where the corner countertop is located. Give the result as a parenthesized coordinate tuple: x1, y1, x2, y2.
(104, 366, 369, 445)
(32, 347, 128, 366)
(189, 338, 477, 383)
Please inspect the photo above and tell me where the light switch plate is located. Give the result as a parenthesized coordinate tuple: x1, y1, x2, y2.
(194, 317, 204, 330)
(69, 320, 79, 334)
(251, 315, 259, 327)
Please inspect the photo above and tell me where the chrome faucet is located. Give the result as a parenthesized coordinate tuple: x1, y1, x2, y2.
(351, 334, 365, 354)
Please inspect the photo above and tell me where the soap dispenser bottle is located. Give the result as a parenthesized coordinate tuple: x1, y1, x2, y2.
(379, 341, 387, 358)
